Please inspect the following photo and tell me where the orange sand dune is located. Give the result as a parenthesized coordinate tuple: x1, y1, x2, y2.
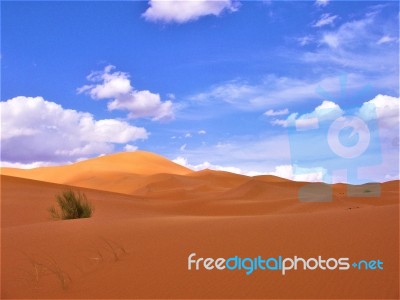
(1, 152, 399, 299)
(132, 170, 249, 200)
(0, 152, 259, 198)
(1, 151, 192, 194)
(1, 151, 192, 183)
(253, 174, 293, 183)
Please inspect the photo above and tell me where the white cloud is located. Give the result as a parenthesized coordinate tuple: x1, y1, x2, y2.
(297, 36, 313, 46)
(166, 93, 176, 100)
(315, 100, 340, 110)
(77, 65, 131, 99)
(198, 130, 207, 135)
(270, 119, 289, 127)
(264, 108, 289, 116)
(190, 76, 313, 109)
(109, 90, 174, 121)
(1, 96, 148, 164)
(319, 16, 374, 49)
(283, 95, 399, 134)
(302, 11, 398, 82)
(172, 156, 189, 167)
(358, 94, 399, 141)
(180, 144, 187, 151)
(142, 0, 239, 24)
(124, 144, 138, 152)
(172, 156, 259, 176)
(78, 65, 174, 121)
(321, 33, 339, 48)
(313, 13, 337, 28)
(269, 164, 326, 182)
(184, 133, 192, 138)
(358, 94, 399, 123)
(190, 74, 378, 111)
(356, 95, 399, 183)
(377, 35, 397, 45)
(271, 100, 344, 128)
(315, 0, 329, 7)
(0, 161, 58, 169)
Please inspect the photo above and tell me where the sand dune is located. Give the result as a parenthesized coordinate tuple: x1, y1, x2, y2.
(253, 174, 293, 183)
(1, 152, 255, 198)
(1, 151, 192, 194)
(1, 151, 192, 177)
(1, 152, 399, 299)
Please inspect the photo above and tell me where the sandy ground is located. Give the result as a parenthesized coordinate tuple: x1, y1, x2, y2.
(1, 152, 399, 299)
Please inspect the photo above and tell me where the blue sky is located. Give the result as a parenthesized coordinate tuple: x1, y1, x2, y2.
(1, 0, 399, 183)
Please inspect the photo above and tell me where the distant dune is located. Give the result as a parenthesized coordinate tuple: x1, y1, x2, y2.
(1, 151, 192, 194)
(0, 151, 294, 198)
(1, 151, 399, 299)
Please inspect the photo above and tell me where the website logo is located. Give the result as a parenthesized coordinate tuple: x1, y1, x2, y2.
(188, 253, 384, 276)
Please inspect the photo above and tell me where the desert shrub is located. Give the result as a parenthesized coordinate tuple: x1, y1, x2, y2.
(49, 189, 94, 220)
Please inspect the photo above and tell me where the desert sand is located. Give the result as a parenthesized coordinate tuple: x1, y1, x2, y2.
(1, 151, 399, 299)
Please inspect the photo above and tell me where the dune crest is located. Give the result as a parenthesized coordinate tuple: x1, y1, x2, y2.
(0, 151, 192, 192)
(2, 151, 292, 197)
